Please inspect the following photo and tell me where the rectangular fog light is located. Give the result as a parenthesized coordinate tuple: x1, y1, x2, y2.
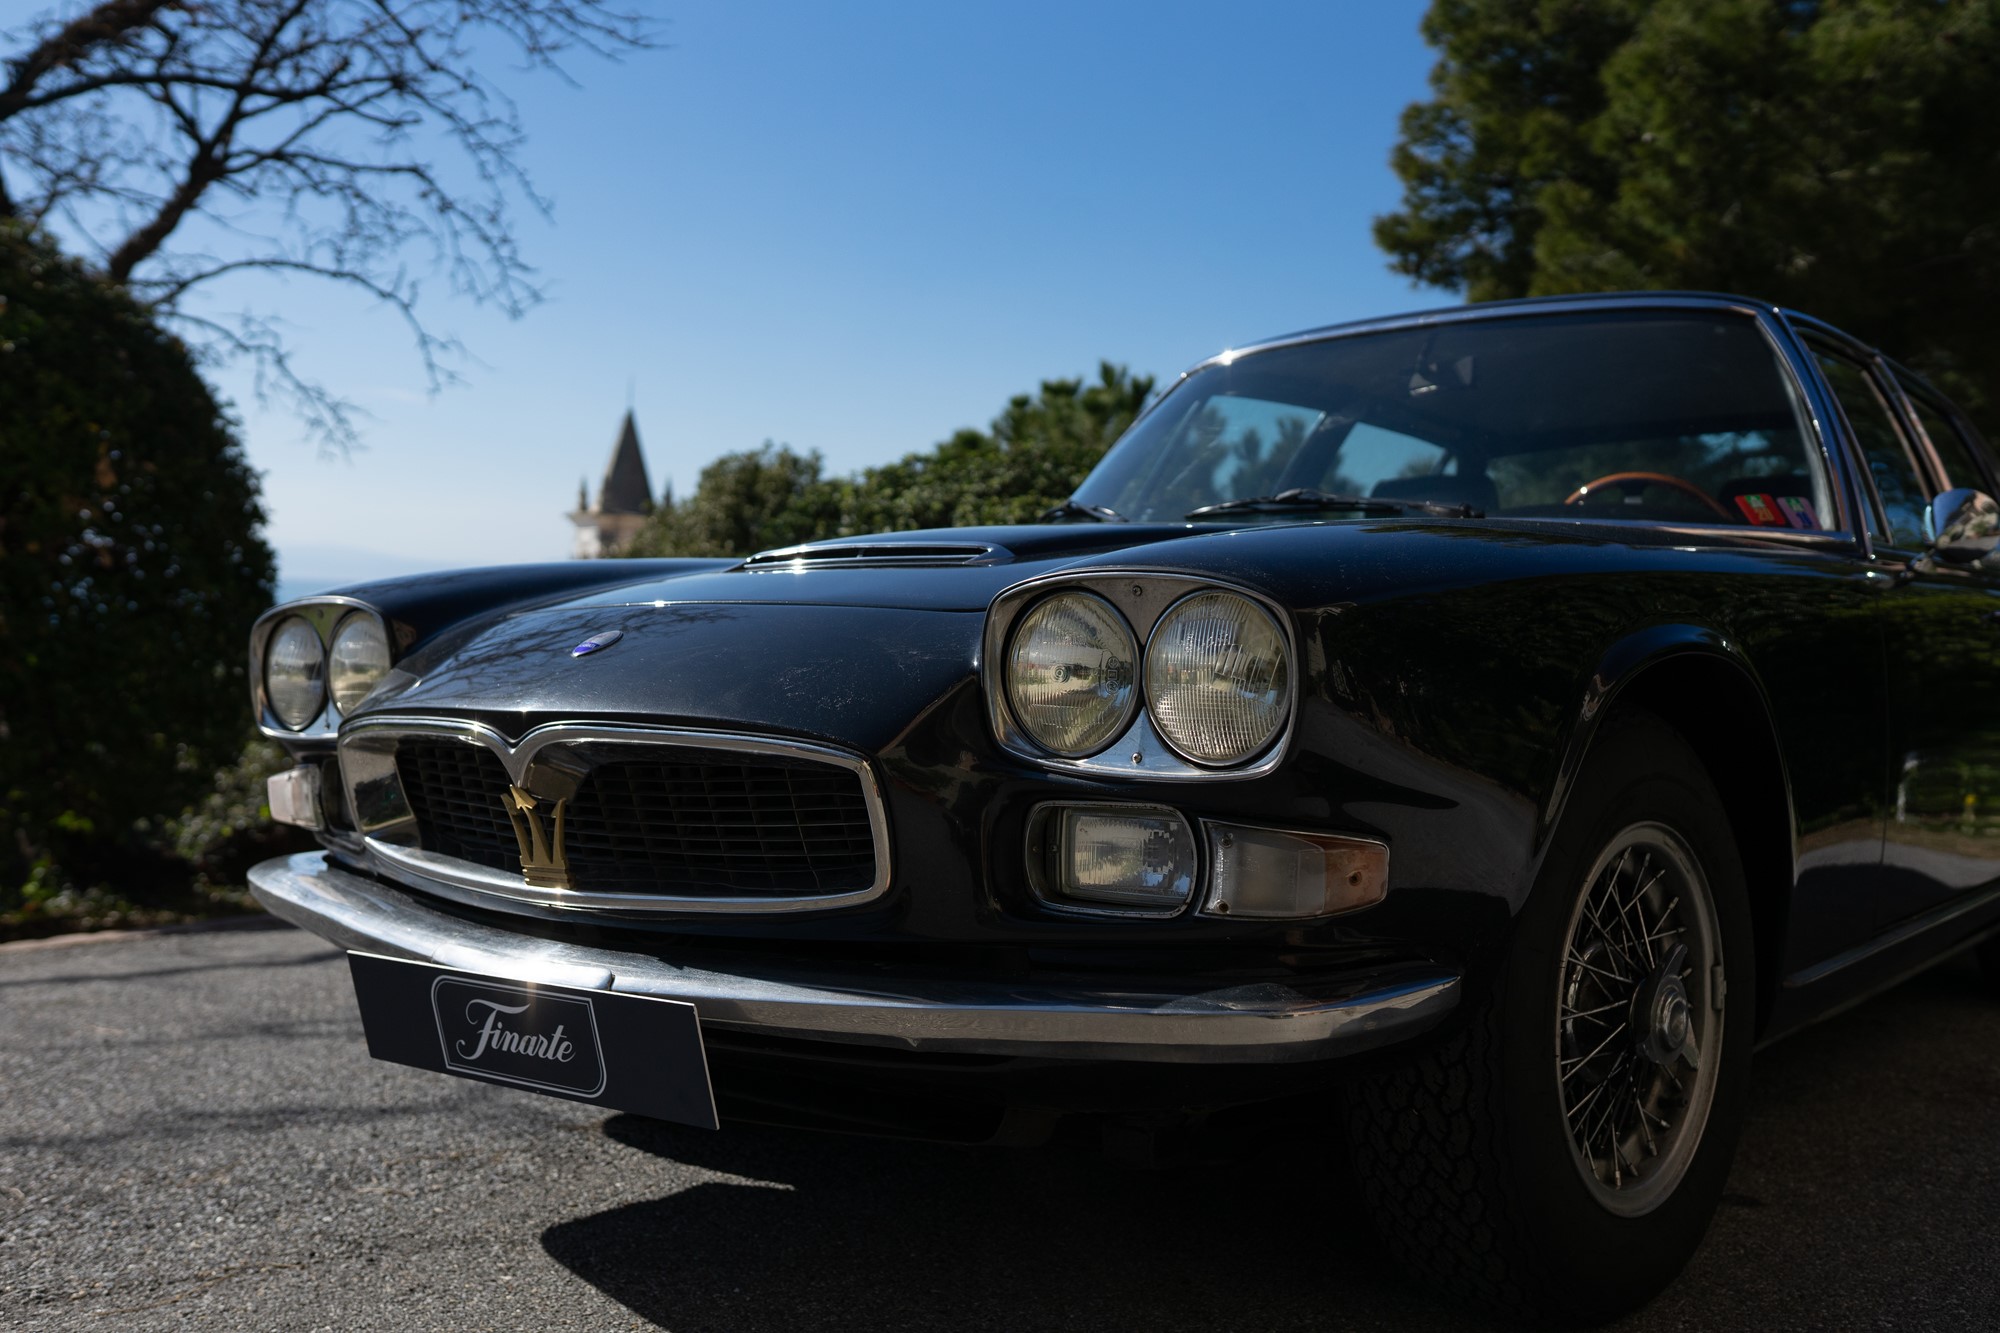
(1036, 805, 1197, 913)
(267, 764, 324, 830)
(1201, 822, 1388, 920)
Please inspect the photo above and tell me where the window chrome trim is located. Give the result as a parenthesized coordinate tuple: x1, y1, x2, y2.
(336, 716, 894, 916)
(983, 570, 1299, 781)
(1794, 331, 1941, 555)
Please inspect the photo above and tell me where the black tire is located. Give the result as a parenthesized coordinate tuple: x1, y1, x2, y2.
(1344, 714, 1756, 1324)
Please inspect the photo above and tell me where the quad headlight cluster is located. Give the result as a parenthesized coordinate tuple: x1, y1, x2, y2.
(997, 578, 1385, 921)
(257, 606, 392, 731)
(1002, 584, 1292, 767)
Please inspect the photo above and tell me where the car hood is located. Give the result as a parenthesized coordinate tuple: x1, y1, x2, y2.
(348, 525, 1208, 747)
(548, 517, 1823, 613)
(357, 599, 984, 751)
(352, 517, 1828, 750)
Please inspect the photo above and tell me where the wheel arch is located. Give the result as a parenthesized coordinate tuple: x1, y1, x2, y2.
(1545, 626, 1797, 1037)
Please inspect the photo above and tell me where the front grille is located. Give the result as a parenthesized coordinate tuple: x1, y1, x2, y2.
(393, 739, 878, 898)
(396, 742, 518, 873)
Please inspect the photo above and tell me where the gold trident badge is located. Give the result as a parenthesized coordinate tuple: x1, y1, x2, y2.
(504, 784, 571, 889)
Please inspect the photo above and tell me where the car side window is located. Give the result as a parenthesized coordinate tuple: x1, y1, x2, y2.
(1903, 387, 1992, 495)
(1815, 350, 1930, 549)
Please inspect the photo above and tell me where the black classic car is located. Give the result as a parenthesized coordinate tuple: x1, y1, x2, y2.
(248, 293, 2000, 1321)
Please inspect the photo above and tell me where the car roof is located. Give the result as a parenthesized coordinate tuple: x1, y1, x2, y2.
(1214, 290, 1876, 372)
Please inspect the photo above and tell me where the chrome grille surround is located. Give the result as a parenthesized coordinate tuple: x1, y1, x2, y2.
(337, 717, 893, 916)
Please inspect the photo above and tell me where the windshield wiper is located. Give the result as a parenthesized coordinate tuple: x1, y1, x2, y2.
(1040, 498, 1127, 523)
(1186, 488, 1479, 520)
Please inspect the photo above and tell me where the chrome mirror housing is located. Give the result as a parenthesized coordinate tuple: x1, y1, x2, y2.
(1925, 488, 2000, 564)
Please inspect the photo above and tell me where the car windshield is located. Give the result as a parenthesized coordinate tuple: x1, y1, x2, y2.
(1072, 309, 1834, 532)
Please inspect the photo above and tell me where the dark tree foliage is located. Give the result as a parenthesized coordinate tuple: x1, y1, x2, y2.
(0, 223, 274, 895)
(0, 0, 652, 448)
(1381, 0, 2000, 424)
(629, 363, 1156, 558)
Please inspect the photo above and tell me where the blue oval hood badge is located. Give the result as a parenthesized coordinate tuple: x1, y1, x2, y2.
(570, 629, 624, 657)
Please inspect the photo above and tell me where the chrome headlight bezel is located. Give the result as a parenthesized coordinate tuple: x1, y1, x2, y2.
(982, 571, 1298, 781)
(248, 597, 395, 740)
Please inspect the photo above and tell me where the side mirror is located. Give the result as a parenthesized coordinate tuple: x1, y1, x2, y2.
(1925, 488, 2000, 564)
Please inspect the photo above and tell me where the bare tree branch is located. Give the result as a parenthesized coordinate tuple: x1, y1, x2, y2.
(0, 0, 658, 450)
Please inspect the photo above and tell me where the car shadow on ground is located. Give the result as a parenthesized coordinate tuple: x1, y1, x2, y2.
(542, 954, 2000, 1332)
(541, 1107, 1451, 1332)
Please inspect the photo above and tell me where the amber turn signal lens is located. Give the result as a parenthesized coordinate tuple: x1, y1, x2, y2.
(1200, 822, 1387, 919)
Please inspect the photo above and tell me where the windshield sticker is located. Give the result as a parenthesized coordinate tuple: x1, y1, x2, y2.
(1776, 496, 1819, 529)
(1734, 494, 1791, 527)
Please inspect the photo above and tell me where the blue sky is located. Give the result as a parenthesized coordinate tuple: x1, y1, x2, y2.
(25, 1, 1449, 593)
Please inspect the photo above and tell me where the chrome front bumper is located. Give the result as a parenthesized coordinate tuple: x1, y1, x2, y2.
(249, 852, 1460, 1066)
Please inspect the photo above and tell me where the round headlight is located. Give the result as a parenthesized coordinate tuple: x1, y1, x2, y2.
(264, 616, 326, 730)
(328, 614, 391, 715)
(1144, 590, 1291, 765)
(1005, 592, 1138, 756)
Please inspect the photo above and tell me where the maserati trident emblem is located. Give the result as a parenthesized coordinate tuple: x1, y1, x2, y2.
(504, 784, 571, 889)
(571, 629, 623, 657)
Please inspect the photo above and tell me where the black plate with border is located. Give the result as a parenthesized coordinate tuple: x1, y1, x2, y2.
(347, 951, 719, 1130)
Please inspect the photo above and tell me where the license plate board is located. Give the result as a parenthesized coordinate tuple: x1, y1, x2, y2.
(347, 952, 719, 1129)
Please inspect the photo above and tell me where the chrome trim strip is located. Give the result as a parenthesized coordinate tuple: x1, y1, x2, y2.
(740, 541, 1006, 568)
(338, 717, 894, 916)
(251, 852, 1461, 1064)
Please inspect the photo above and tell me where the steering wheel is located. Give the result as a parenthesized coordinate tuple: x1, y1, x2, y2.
(1563, 471, 1733, 520)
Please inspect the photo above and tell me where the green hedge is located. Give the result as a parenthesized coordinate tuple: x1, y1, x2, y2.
(0, 224, 277, 913)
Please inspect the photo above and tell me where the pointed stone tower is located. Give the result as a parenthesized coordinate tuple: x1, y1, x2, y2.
(569, 410, 655, 558)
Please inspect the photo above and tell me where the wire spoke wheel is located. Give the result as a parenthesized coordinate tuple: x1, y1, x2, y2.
(1346, 717, 1753, 1320)
(1555, 821, 1723, 1217)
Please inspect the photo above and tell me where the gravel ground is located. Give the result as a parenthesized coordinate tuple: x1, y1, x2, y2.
(2, 921, 1997, 1332)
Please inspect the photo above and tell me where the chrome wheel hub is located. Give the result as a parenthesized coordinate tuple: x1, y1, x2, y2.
(1634, 943, 1699, 1069)
(1555, 823, 1723, 1217)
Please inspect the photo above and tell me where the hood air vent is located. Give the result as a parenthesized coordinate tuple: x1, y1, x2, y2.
(739, 542, 1006, 569)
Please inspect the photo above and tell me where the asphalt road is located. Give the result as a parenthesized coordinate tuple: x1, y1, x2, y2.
(3, 922, 1997, 1332)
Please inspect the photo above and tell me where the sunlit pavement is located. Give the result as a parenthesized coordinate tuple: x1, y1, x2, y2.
(3, 921, 1996, 1332)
